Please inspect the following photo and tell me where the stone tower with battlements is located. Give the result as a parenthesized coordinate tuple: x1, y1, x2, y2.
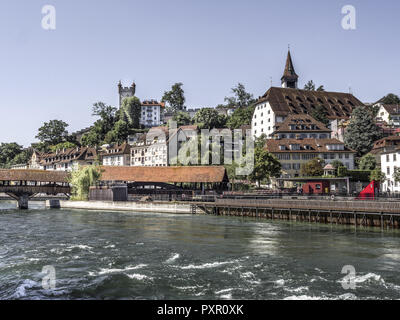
(118, 81, 136, 108)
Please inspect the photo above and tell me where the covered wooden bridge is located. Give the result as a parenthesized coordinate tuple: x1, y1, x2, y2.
(0, 170, 70, 209)
(91, 166, 229, 201)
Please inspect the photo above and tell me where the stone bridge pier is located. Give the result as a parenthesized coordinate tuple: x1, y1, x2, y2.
(17, 194, 29, 210)
(6, 192, 32, 210)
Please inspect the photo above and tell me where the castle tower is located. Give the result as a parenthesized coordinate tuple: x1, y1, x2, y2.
(281, 50, 298, 89)
(118, 81, 136, 108)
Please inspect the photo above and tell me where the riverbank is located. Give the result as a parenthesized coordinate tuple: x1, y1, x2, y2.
(53, 200, 198, 214)
(47, 198, 400, 229)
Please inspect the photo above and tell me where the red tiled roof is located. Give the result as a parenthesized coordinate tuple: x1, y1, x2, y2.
(0, 169, 68, 182)
(382, 105, 400, 115)
(100, 166, 229, 183)
(257, 87, 364, 119)
(100, 143, 130, 156)
(273, 113, 331, 133)
(39, 147, 98, 165)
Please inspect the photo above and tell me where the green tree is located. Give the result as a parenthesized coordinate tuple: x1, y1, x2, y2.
(248, 147, 281, 186)
(162, 82, 186, 113)
(11, 148, 33, 166)
(226, 105, 256, 129)
(393, 168, 400, 184)
(193, 108, 227, 129)
(104, 119, 131, 144)
(81, 130, 102, 148)
(304, 80, 325, 92)
(370, 167, 386, 183)
(50, 141, 77, 152)
(36, 120, 69, 146)
(0, 143, 24, 168)
(344, 106, 383, 157)
(337, 165, 349, 177)
(304, 80, 316, 91)
(300, 158, 325, 177)
(120, 96, 142, 129)
(359, 153, 377, 171)
(69, 165, 102, 201)
(331, 160, 344, 170)
(379, 93, 400, 105)
(172, 111, 192, 127)
(81, 102, 118, 147)
(310, 105, 330, 126)
(224, 83, 255, 108)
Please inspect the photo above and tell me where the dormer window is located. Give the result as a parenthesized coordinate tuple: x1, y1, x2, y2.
(290, 144, 301, 151)
(279, 145, 286, 151)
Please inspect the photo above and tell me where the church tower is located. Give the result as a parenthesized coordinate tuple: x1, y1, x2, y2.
(281, 50, 298, 89)
(118, 81, 136, 108)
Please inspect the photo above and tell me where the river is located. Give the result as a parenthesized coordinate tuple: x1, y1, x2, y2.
(0, 200, 400, 300)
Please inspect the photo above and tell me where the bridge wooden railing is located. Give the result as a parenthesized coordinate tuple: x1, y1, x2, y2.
(0, 185, 71, 196)
(214, 199, 400, 214)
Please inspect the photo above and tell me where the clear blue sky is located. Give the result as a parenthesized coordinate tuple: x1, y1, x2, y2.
(1, 0, 399, 146)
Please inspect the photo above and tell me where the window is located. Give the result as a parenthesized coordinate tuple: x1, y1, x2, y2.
(277, 154, 291, 160)
(330, 154, 335, 160)
(345, 154, 350, 159)
(302, 154, 317, 160)
(387, 167, 391, 175)
(292, 154, 301, 160)
(394, 154, 397, 162)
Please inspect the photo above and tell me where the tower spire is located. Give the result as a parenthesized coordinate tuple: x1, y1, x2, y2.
(281, 49, 298, 89)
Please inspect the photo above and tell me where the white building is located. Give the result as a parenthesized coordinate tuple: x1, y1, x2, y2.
(140, 100, 165, 127)
(380, 148, 400, 193)
(129, 125, 199, 167)
(130, 127, 169, 167)
(251, 50, 364, 140)
(100, 143, 131, 166)
(375, 103, 400, 127)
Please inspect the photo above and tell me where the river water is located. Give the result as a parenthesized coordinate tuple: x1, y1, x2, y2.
(1, 200, 400, 300)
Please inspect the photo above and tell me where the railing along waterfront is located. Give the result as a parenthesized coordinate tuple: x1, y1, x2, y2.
(188, 197, 400, 229)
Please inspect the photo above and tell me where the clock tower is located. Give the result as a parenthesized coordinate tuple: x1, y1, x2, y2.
(118, 81, 136, 108)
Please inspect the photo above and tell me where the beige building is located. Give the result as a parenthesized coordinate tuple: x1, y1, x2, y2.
(265, 114, 356, 178)
(100, 143, 131, 166)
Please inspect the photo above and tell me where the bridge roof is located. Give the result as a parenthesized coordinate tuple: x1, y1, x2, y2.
(0, 170, 69, 183)
(100, 166, 229, 183)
